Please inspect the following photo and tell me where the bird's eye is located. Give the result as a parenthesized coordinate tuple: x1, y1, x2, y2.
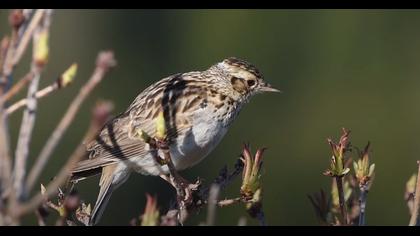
(247, 79, 256, 87)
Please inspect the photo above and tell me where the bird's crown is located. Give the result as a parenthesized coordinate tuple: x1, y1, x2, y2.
(213, 57, 280, 96)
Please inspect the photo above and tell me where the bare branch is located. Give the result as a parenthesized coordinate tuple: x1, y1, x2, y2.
(6, 64, 77, 115)
(335, 176, 348, 225)
(12, 9, 52, 202)
(255, 210, 266, 226)
(217, 197, 241, 207)
(0, 37, 10, 76)
(15, 51, 116, 216)
(162, 158, 245, 226)
(409, 161, 420, 226)
(0, 112, 11, 198)
(0, 72, 33, 105)
(12, 71, 41, 200)
(1, 9, 45, 92)
(35, 206, 48, 226)
(0, 10, 42, 206)
(11, 10, 46, 67)
(205, 184, 220, 226)
(199, 160, 244, 200)
(25, 52, 114, 194)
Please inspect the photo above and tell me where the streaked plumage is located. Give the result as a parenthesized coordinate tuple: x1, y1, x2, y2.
(70, 57, 279, 225)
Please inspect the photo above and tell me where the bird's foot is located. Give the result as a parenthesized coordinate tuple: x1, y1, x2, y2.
(174, 177, 201, 225)
(160, 174, 201, 206)
(177, 177, 201, 206)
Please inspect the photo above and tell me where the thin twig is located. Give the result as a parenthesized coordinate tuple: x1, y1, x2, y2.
(200, 160, 244, 200)
(255, 210, 266, 226)
(1, 9, 45, 91)
(0, 14, 22, 207)
(17, 131, 92, 218)
(36, 100, 111, 227)
(11, 10, 46, 66)
(151, 140, 186, 199)
(16, 10, 35, 45)
(158, 143, 192, 224)
(405, 174, 416, 217)
(0, 72, 33, 105)
(140, 129, 199, 224)
(35, 207, 47, 226)
(0, 37, 10, 76)
(217, 197, 241, 207)
(409, 161, 420, 226)
(6, 68, 75, 115)
(335, 176, 348, 225)
(164, 160, 244, 225)
(12, 9, 51, 202)
(12, 71, 41, 201)
(205, 184, 220, 226)
(358, 185, 368, 226)
(16, 51, 116, 216)
(1, 29, 17, 93)
(0, 9, 48, 226)
(0, 112, 12, 199)
(0, 10, 40, 203)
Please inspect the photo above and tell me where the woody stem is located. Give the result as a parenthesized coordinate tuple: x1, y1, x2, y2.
(335, 176, 348, 225)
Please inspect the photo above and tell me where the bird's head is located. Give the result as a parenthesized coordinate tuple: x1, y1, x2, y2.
(214, 57, 280, 101)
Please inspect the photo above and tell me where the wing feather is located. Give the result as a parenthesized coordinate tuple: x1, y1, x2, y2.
(72, 73, 199, 177)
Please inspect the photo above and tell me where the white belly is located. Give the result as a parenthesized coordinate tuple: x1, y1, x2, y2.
(171, 113, 228, 171)
(130, 108, 228, 176)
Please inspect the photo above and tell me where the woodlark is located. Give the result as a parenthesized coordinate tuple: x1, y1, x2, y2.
(70, 57, 280, 225)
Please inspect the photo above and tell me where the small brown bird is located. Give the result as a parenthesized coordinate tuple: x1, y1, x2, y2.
(70, 57, 279, 225)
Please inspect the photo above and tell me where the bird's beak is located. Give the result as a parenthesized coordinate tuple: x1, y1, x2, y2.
(259, 82, 281, 93)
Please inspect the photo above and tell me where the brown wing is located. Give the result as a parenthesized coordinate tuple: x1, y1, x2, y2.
(71, 73, 201, 179)
(71, 112, 151, 176)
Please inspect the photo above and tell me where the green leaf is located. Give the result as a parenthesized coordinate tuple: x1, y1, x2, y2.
(342, 168, 350, 176)
(368, 163, 375, 177)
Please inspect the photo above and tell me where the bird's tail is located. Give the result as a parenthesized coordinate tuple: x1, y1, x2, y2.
(88, 163, 130, 226)
(89, 169, 115, 226)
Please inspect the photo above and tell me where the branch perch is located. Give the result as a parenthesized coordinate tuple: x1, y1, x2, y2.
(25, 51, 116, 196)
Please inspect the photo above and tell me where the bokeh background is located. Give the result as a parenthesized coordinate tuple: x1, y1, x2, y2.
(1, 9, 420, 225)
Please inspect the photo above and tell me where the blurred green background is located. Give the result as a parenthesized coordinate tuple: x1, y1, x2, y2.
(1, 9, 420, 225)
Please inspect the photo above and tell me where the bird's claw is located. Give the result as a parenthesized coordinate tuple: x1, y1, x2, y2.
(175, 178, 201, 206)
